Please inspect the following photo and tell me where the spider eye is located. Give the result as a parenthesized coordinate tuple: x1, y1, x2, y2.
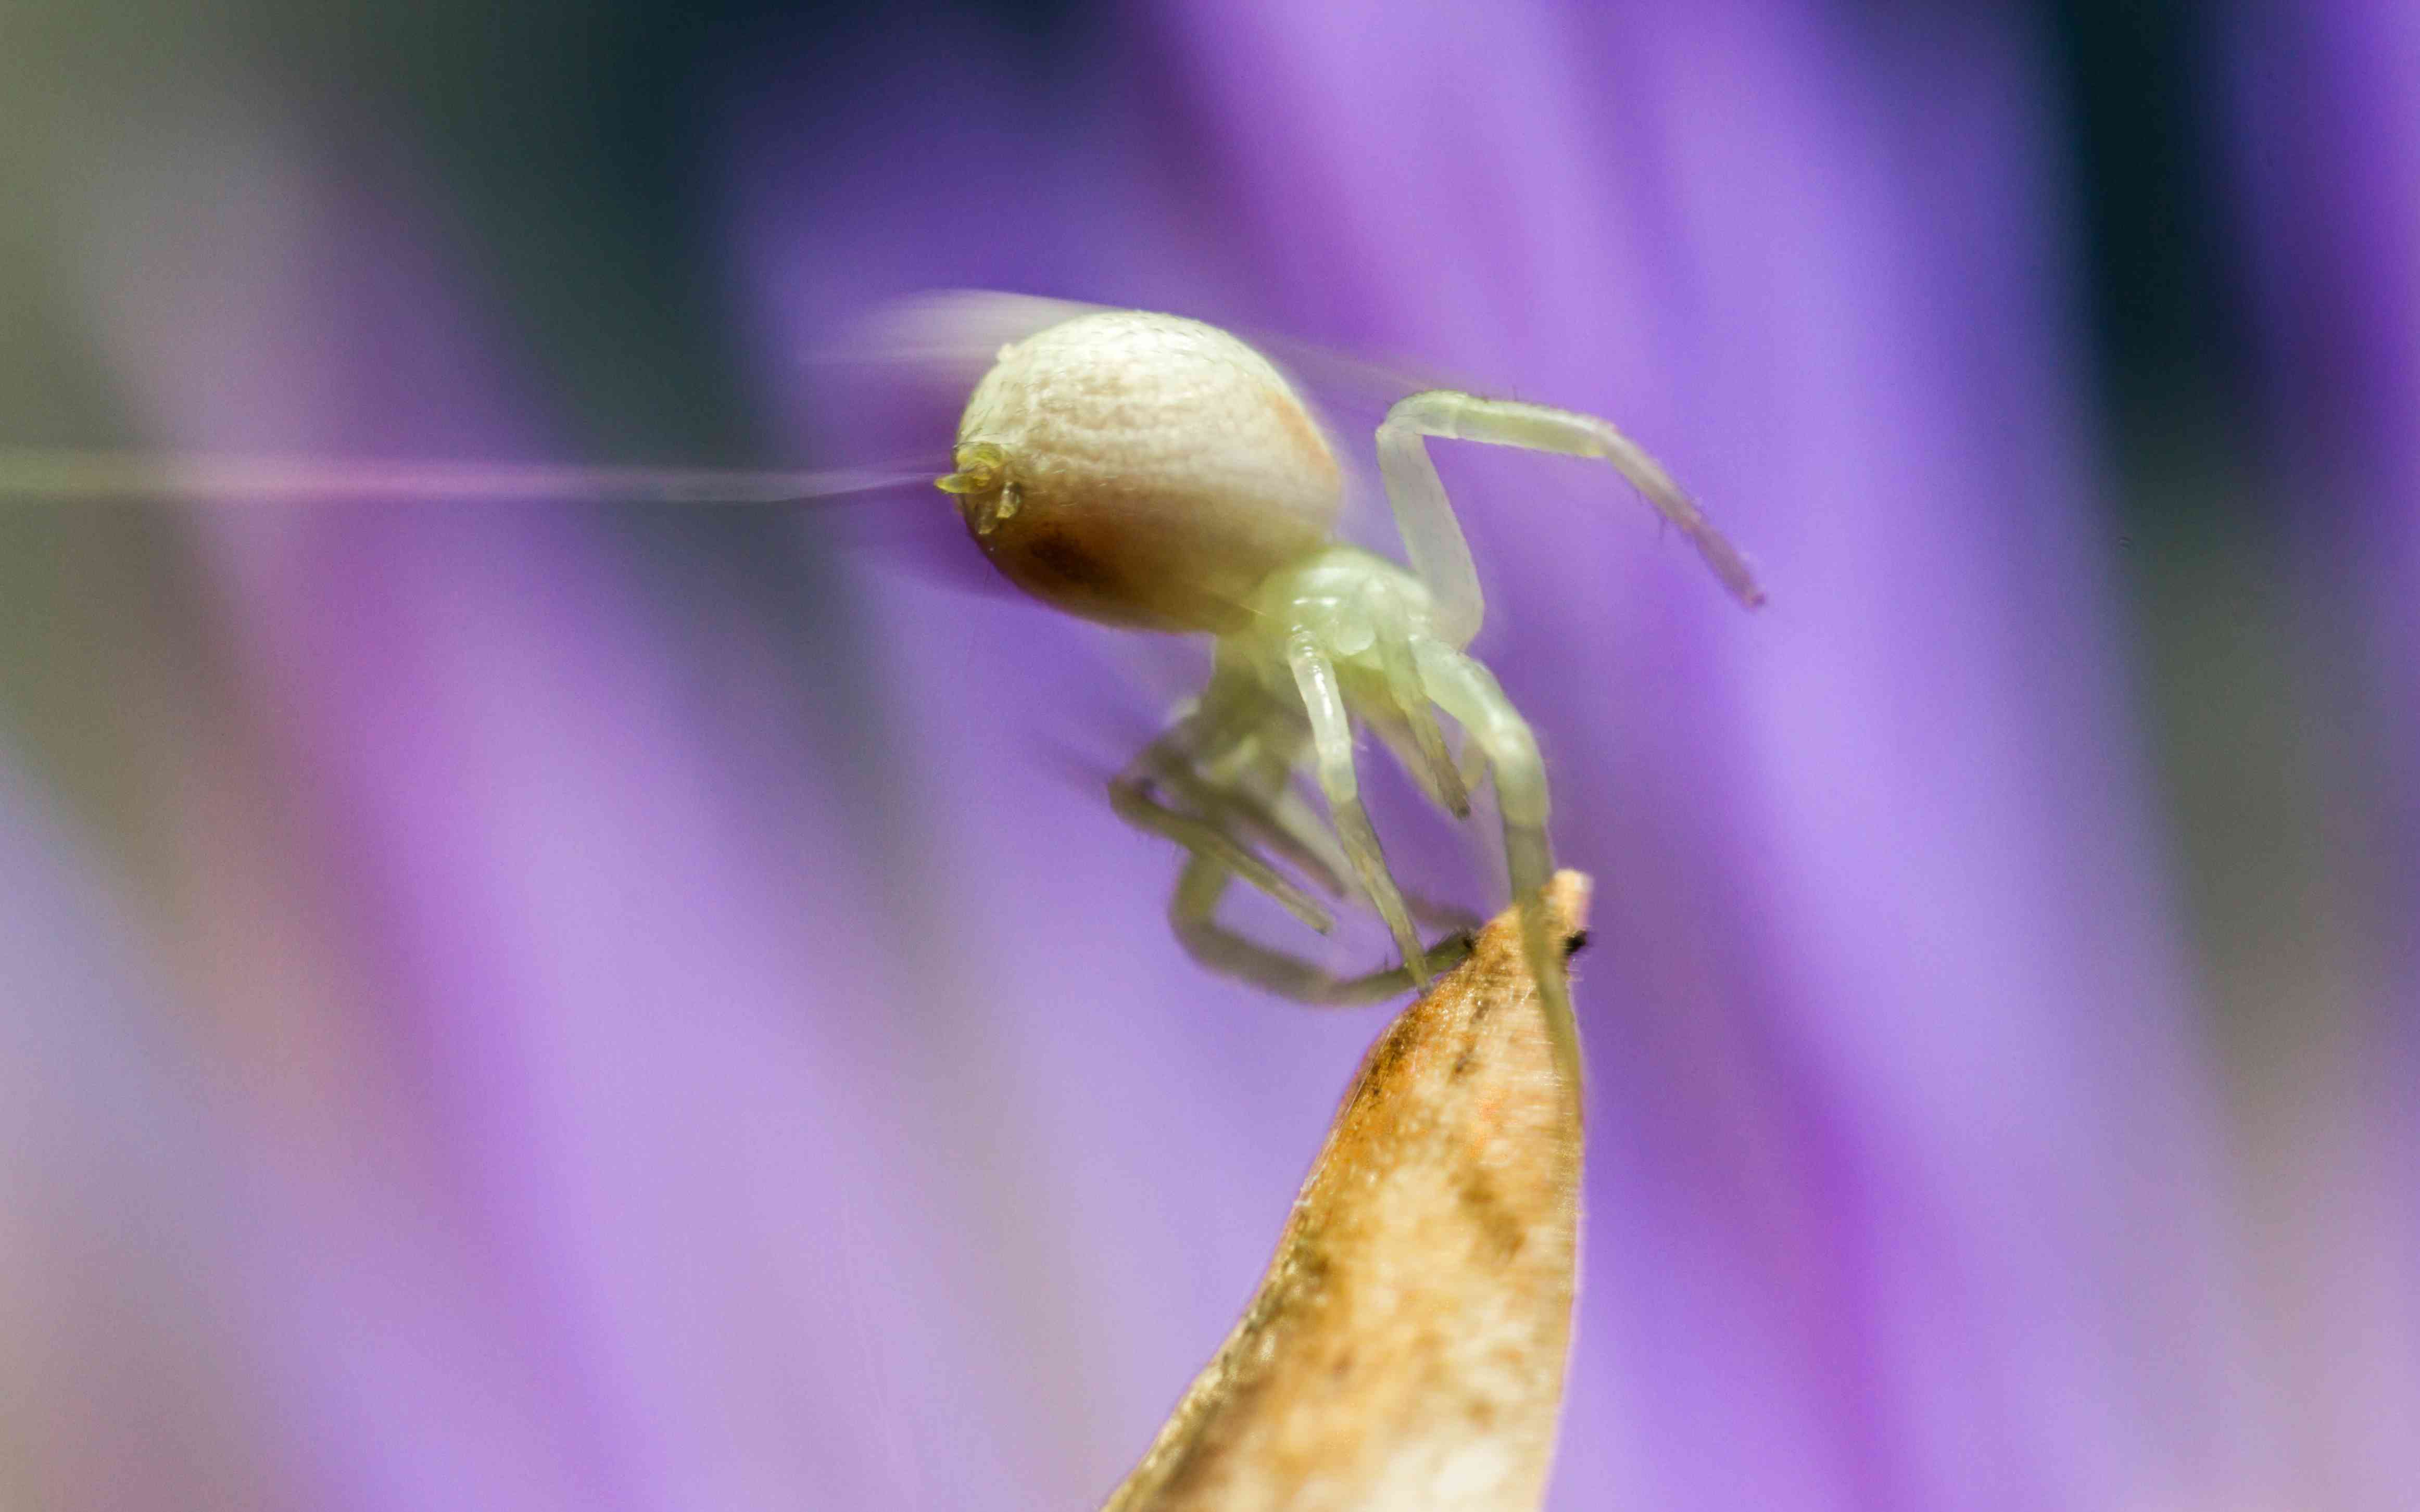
(936, 441, 1007, 496)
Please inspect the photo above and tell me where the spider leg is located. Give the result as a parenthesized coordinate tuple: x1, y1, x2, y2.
(1225, 724, 1477, 933)
(1169, 855, 1472, 1006)
(1413, 637, 1583, 1101)
(1373, 606, 1472, 818)
(1287, 629, 1432, 986)
(1110, 706, 1336, 935)
(1377, 389, 1765, 648)
(1153, 722, 1350, 899)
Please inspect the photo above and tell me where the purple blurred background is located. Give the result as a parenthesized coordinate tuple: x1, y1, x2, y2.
(1, 2, 2411, 1508)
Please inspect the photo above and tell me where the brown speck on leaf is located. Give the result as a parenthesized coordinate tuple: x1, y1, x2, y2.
(1101, 873, 1592, 1512)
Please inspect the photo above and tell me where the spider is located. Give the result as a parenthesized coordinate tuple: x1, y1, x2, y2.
(931, 308, 1764, 1074)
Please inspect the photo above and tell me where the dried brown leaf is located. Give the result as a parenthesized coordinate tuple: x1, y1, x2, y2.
(1103, 872, 1592, 1512)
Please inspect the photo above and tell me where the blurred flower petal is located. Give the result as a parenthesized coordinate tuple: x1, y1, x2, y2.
(0, 761, 293, 1508)
(2226, 2, 2420, 1502)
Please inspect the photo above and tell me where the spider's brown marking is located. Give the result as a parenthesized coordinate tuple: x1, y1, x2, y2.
(1019, 526, 1110, 596)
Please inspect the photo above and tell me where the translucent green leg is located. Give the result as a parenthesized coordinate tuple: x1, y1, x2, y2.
(1110, 707, 1335, 935)
(1168, 856, 1472, 1006)
(1287, 631, 1432, 987)
(1413, 638, 1580, 1101)
(1148, 730, 1349, 900)
(1375, 608, 1471, 818)
(1376, 388, 1767, 652)
(1227, 730, 1479, 936)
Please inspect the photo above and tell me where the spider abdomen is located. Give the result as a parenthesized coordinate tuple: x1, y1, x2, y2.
(941, 310, 1342, 633)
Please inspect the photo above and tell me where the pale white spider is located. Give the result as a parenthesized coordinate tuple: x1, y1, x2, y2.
(931, 308, 1764, 1069)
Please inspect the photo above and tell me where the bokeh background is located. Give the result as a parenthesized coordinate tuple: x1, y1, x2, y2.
(1, 1, 2412, 1508)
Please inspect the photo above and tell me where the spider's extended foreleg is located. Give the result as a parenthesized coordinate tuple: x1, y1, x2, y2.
(1169, 856, 1472, 1006)
(1377, 389, 1765, 647)
(1413, 638, 1582, 1100)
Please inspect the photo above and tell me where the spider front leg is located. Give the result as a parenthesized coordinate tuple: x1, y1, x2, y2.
(1376, 389, 1766, 649)
(1286, 628, 1435, 986)
(1412, 638, 1583, 1100)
